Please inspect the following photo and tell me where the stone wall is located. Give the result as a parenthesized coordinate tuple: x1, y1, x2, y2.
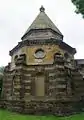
(2, 55, 84, 115)
(11, 44, 74, 69)
(2, 99, 84, 116)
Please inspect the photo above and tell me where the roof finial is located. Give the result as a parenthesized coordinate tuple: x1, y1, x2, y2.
(40, 5, 45, 12)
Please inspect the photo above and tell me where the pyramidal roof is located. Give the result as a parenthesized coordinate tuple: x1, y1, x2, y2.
(22, 6, 63, 39)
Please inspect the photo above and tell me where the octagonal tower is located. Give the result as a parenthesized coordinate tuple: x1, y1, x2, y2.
(2, 6, 84, 115)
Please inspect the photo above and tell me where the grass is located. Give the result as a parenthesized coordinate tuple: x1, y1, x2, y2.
(0, 109, 84, 120)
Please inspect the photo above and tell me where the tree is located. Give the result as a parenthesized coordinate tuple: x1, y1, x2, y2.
(0, 66, 4, 97)
(71, 0, 84, 17)
(0, 66, 4, 74)
(0, 76, 3, 97)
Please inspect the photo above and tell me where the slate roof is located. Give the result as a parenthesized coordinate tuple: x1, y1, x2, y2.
(10, 6, 76, 56)
(22, 6, 63, 39)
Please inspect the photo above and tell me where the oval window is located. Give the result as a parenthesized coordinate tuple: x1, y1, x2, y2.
(34, 49, 45, 59)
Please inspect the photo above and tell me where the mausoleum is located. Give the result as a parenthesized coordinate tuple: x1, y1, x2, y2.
(2, 6, 84, 115)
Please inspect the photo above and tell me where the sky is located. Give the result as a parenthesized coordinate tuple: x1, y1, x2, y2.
(0, 0, 84, 66)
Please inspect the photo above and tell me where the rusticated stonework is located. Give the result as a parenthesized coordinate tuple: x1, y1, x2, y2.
(1, 6, 84, 116)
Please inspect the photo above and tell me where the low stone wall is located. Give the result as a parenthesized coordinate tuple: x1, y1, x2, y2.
(1, 100, 84, 116)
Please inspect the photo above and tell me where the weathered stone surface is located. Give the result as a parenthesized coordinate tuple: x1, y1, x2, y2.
(1, 6, 84, 116)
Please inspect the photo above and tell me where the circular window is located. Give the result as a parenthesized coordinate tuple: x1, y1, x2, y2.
(34, 49, 45, 59)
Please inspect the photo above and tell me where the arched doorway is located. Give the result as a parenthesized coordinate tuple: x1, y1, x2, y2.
(35, 72, 45, 96)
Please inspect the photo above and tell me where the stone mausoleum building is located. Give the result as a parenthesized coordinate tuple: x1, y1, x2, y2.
(2, 6, 84, 115)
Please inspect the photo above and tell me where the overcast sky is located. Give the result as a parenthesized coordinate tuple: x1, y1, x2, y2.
(0, 0, 84, 66)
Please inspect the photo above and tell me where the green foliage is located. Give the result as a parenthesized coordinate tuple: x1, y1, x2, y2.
(0, 66, 4, 74)
(0, 66, 4, 97)
(0, 109, 84, 120)
(0, 77, 2, 97)
(71, 0, 84, 17)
